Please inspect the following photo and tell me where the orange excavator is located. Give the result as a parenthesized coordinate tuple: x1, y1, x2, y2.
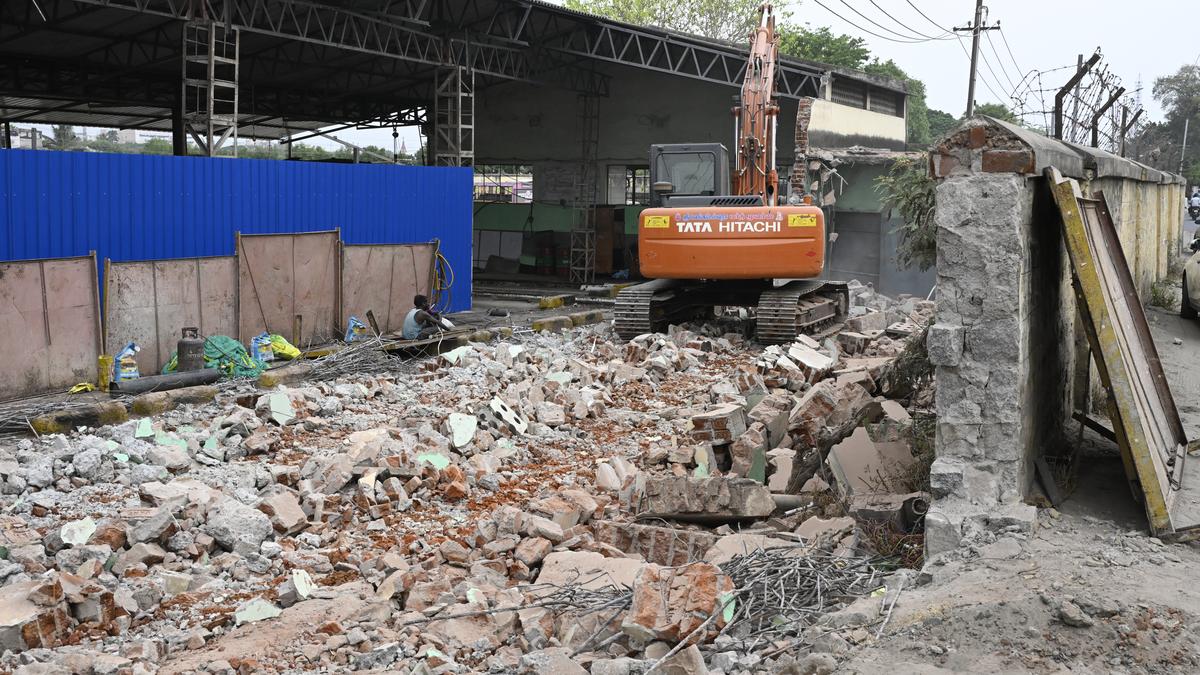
(614, 4, 847, 343)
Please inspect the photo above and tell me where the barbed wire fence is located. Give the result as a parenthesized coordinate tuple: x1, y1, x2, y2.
(1008, 49, 1144, 156)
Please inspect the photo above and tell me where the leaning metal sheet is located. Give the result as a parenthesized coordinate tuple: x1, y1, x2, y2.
(104, 257, 238, 374)
(0, 255, 102, 400)
(238, 231, 340, 347)
(341, 244, 435, 334)
(1046, 167, 1192, 537)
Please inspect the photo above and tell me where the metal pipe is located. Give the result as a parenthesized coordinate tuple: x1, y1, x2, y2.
(1054, 51, 1101, 140)
(110, 369, 220, 395)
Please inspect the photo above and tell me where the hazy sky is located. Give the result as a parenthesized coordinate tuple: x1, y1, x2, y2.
(786, 0, 1191, 121)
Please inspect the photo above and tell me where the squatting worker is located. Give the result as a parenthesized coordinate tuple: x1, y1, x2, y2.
(402, 294, 443, 340)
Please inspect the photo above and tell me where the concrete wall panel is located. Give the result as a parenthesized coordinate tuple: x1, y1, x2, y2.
(0, 255, 101, 400)
(810, 99, 906, 148)
(341, 244, 435, 335)
(238, 231, 340, 347)
(104, 257, 237, 374)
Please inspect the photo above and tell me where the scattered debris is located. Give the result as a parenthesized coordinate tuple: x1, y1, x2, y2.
(0, 283, 938, 672)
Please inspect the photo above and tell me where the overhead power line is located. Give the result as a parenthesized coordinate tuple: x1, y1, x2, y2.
(830, 0, 940, 42)
(954, 35, 1007, 105)
(984, 31, 1017, 93)
(810, 0, 939, 44)
(998, 28, 1024, 80)
(905, 0, 950, 32)
(865, 0, 955, 40)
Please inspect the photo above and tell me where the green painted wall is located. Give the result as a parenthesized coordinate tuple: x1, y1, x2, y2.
(473, 203, 568, 232)
(474, 202, 646, 235)
(832, 162, 889, 213)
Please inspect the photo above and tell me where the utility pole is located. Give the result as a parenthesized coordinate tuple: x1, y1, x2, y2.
(1180, 117, 1190, 175)
(955, 0, 1000, 117)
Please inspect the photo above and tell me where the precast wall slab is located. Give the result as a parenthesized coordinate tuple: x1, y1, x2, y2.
(237, 231, 341, 347)
(342, 244, 435, 334)
(103, 257, 237, 375)
(0, 255, 102, 400)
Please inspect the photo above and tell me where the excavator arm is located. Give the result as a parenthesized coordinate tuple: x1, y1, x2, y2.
(732, 3, 780, 204)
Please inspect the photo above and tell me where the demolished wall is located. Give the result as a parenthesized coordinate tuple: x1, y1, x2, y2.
(924, 117, 1185, 556)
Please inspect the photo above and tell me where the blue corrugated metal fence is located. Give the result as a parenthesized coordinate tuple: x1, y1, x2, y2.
(0, 149, 473, 312)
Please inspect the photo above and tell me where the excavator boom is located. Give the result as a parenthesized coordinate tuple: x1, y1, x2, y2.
(732, 4, 780, 204)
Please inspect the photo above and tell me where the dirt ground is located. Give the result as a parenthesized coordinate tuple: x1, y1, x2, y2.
(839, 305, 1200, 674)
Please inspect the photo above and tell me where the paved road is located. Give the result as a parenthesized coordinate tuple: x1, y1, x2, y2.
(1147, 305, 1200, 439)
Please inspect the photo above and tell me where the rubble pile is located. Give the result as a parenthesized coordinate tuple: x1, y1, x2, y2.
(0, 285, 935, 674)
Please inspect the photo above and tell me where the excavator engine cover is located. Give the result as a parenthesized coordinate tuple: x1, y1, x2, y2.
(638, 205, 826, 279)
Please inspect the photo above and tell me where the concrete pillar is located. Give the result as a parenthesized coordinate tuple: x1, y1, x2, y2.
(924, 170, 1044, 556)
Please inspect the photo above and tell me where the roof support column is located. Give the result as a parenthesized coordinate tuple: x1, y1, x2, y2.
(181, 18, 239, 157)
(569, 93, 600, 284)
(172, 92, 187, 156)
(433, 67, 474, 167)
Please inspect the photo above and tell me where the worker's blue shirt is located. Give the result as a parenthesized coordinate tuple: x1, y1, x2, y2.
(402, 308, 421, 339)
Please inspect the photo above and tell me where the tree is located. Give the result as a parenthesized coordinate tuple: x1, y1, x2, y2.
(141, 138, 172, 155)
(98, 130, 120, 143)
(1129, 65, 1200, 173)
(777, 25, 869, 70)
(1153, 65, 1200, 122)
(972, 102, 1019, 124)
(564, 0, 763, 41)
(927, 109, 957, 140)
(46, 125, 79, 151)
(876, 156, 937, 271)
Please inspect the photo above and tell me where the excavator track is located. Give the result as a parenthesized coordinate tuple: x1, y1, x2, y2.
(614, 279, 848, 343)
(757, 280, 848, 344)
(613, 279, 683, 339)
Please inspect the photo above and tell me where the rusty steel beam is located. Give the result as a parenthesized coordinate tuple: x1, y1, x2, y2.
(1090, 86, 1124, 149)
(1054, 51, 1100, 140)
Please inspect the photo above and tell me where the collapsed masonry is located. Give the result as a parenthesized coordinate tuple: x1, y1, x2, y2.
(0, 281, 935, 674)
(924, 116, 1185, 556)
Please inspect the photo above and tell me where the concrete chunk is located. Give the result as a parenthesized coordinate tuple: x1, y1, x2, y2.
(690, 403, 748, 443)
(620, 562, 734, 643)
(445, 412, 478, 449)
(206, 498, 273, 556)
(0, 581, 70, 652)
(258, 491, 307, 535)
(636, 476, 775, 523)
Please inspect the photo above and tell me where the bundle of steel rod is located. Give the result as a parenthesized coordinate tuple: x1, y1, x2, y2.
(0, 393, 132, 435)
(714, 547, 883, 652)
(307, 336, 404, 380)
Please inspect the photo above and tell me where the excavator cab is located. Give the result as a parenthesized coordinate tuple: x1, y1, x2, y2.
(649, 143, 737, 208)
